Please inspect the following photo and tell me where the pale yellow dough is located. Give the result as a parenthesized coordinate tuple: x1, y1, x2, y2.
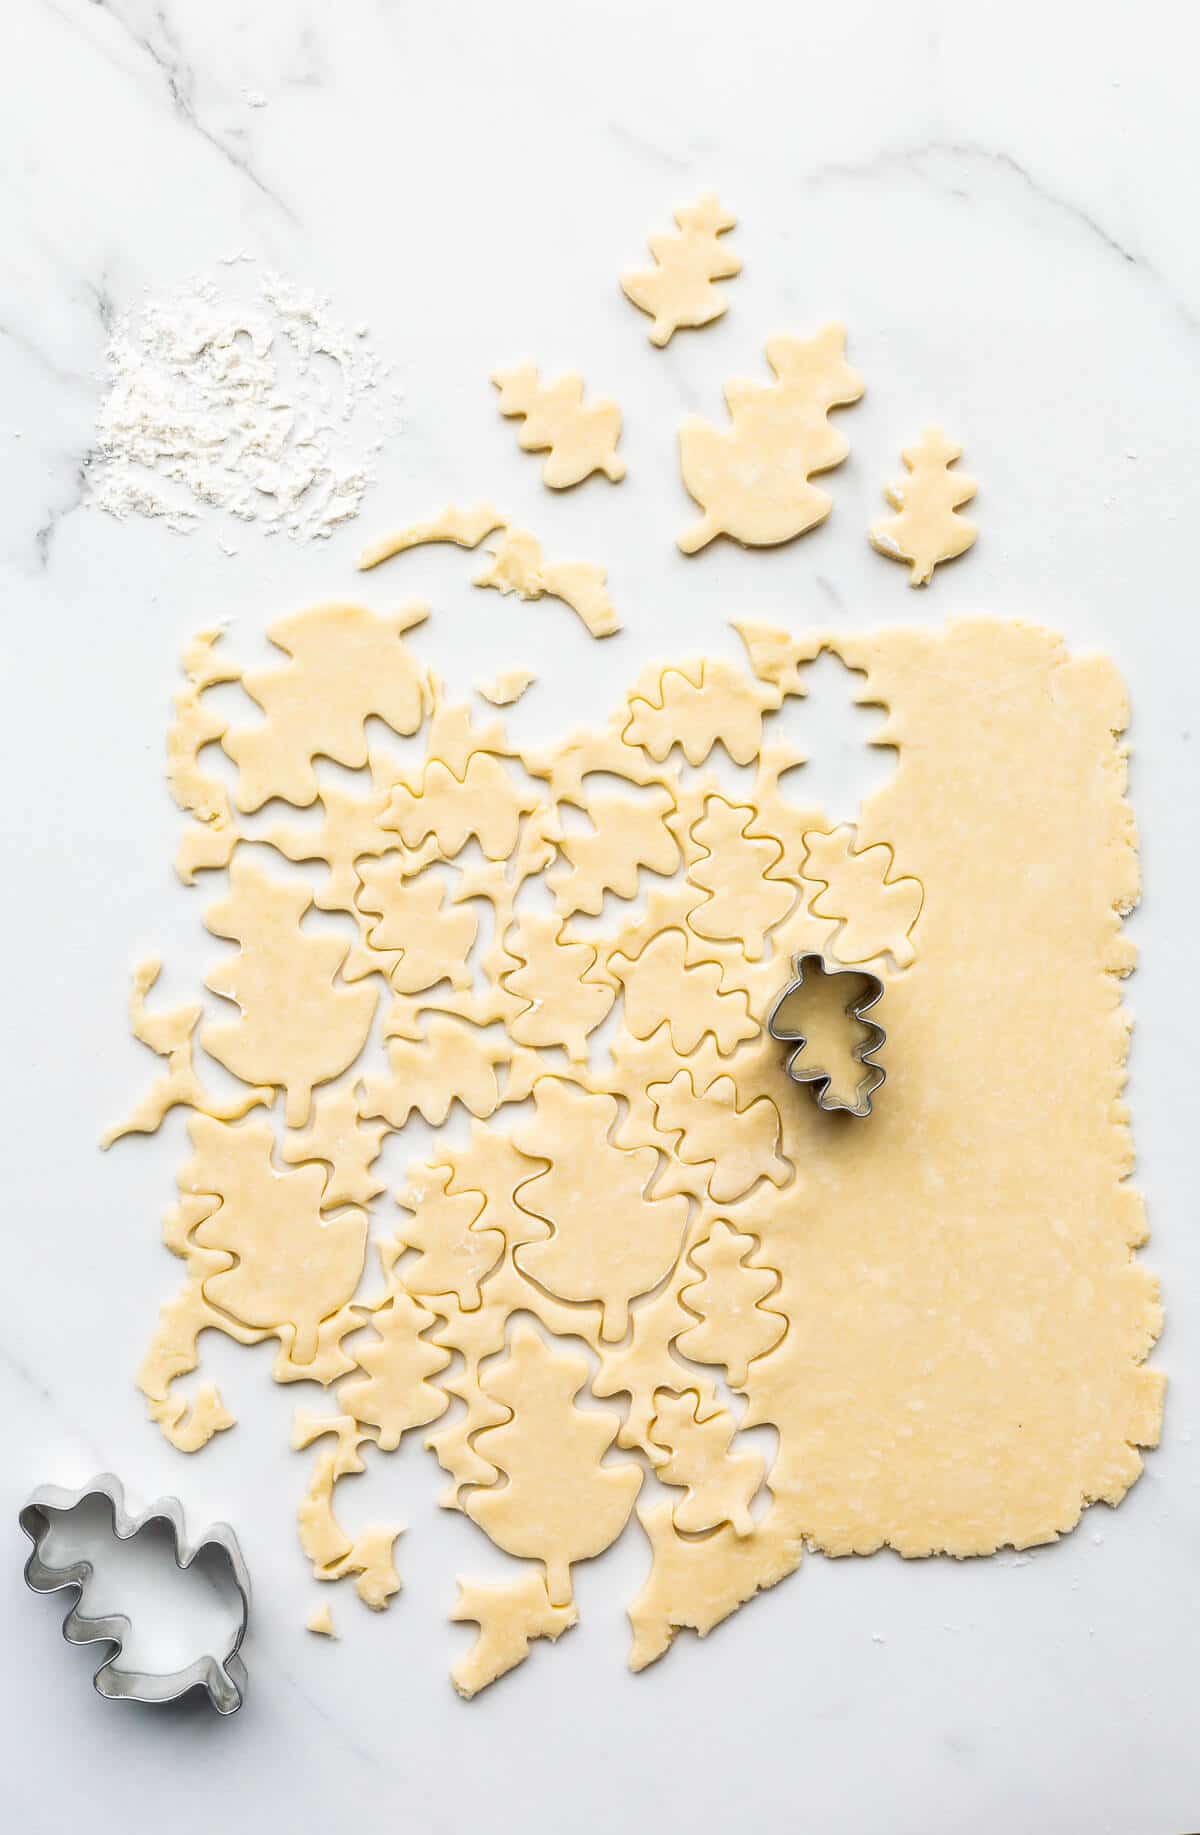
(621, 192, 741, 346)
(357, 502, 505, 571)
(306, 1603, 337, 1638)
(125, 612, 1161, 1700)
(869, 426, 977, 586)
(678, 325, 863, 552)
(474, 528, 621, 637)
(478, 668, 536, 707)
(492, 363, 625, 488)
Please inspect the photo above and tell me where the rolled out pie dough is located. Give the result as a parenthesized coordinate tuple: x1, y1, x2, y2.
(121, 608, 1161, 1695)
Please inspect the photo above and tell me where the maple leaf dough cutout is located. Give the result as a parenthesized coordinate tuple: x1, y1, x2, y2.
(473, 528, 621, 637)
(677, 324, 863, 553)
(869, 426, 977, 586)
(465, 1323, 643, 1603)
(547, 789, 680, 918)
(648, 1070, 791, 1206)
(501, 912, 615, 1061)
(686, 795, 794, 958)
(621, 192, 741, 347)
(202, 854, 378, 1127)
(622, 658, 780, 767)
(801, 825, 923, 969)
(513, 1078, 688, 1340)
(223, 601, 429, 812)
(181, 1115, 368, 1365)
(358, 1014, 511, 1128)
(335, 1291, 451, 1451)
(609, 928, 758, 1057)
(450, 1570, 578, 1698)
(492, 362, 626, 488)
(355, 860, 479, 994)
(390, 1163, 504, 1310)
(676, 1220, 786, 1390)
(385, 752, 540, 861)
(648, 1390, 764, 1536)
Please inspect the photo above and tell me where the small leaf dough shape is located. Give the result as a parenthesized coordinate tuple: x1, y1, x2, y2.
(183, 1115, 368, 1365)
(358, 502, 506, 571)
(279, 1085, 387, 1209)
(203, 853, 378, 1128)
(102, 957, 272, 1145)
(263, 783, 394, 915)
(465, 1323, 643, 1602)
(358, 1016, 510, 1128)
(649, 1390, 764, 1536)
(676, 1221, 786, 1390)
(451, 1570, 578, 1697)
(433, 1120, 550, 1256)
(385, 753, 540, 861)
(609, 929, 758, 1057)
(801, 825, 923, 969)
(513, 1079, 688, 1340)
(622, 659, 779, 767)
(224, 602, 429, 811)
(869, 426, 977, 586)
(677, 324, 863, 553)
(492, 363, 626, 488)
(686, 796, 793, 958)
(648, 1070, 790, 1205)
(502, 913, 615, 1061)
(356, 861, 479, 994)
(391, 1163, 504, 1310)
(621, 192, 741, 347)
(548, 790, 680, 918)
(474, 528, 621, 637)
(336, 1291, 451, 1451)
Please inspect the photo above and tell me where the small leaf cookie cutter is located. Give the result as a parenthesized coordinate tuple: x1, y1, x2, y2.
(767, 952, 886, 1118)
(19, 1472, 251, 1714)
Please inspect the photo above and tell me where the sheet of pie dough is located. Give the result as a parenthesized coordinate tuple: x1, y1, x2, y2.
(118, 610, 1161, 1697)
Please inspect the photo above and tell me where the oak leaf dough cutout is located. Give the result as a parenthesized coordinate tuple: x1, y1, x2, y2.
(801, 825, 923, 970)
(621, 192, 741, 346)
(492, 363, 625, 488)
(677, 324, 863, 552)
(869, 426, 977, 585)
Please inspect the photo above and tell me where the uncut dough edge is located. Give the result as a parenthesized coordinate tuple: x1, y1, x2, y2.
(740, 618, 1163, 1560)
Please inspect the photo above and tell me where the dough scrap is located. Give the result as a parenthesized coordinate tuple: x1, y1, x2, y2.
(474, 528, 620, 638)
(451, 1571, 578, 1698)
(357, 503, 505, 571)
(621, 192, 741, 346)
(869, 427, 977, 586)
(478, 668, 536, 707)
(648, 1389, 764, 1536)
(306, 1603, 337, 1638)
(166, 628, 241, 882)
(102, 958, 272, 1146)
(677, 325, 863, 553)
(492, 363, 625, 488)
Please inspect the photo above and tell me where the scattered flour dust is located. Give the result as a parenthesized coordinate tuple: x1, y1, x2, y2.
(88, 264, 401, 543)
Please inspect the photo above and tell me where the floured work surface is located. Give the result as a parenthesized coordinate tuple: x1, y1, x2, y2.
(111, 606, 1163, 1695)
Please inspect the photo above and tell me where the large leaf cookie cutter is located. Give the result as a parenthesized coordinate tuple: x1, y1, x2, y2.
(767, 952, 886, 1118)
(19, 1471, 250, 1713)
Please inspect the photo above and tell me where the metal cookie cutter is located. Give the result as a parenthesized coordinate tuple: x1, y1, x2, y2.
(19, 1472, 250, 1714)
(767, 952, 886, 1118)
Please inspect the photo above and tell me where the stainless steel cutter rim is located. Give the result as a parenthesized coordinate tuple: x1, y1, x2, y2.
(767, 951, 886, 1118)
(19, 1471, 250, 1714)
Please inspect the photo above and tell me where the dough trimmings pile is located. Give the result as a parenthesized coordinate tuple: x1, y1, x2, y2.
(109, 596, 1162, 1697)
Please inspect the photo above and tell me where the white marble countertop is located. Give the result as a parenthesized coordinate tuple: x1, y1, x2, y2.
(2, 3, 1198, 1831)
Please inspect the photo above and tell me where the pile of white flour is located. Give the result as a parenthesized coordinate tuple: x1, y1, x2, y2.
(88, 265, 399, 542)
